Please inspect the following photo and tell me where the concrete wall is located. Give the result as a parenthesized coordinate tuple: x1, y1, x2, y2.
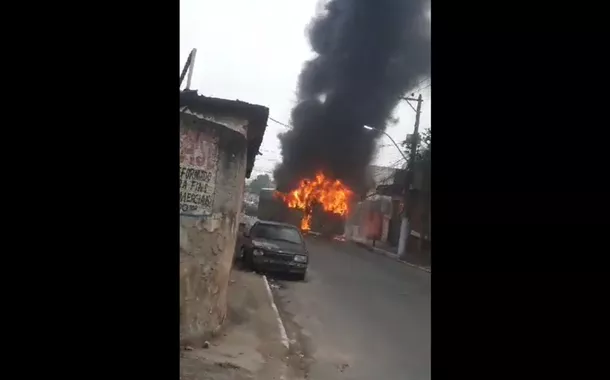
(179, 111, 248, 344)
(344, 196, 393, 243)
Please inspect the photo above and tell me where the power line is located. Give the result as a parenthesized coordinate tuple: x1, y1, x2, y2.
(385, 157, 407, 171)
(412, 77, 430, 92)
(373, 157, 407, 186)
(363, 158, 406, 200)
(270, 78, 428, 128)
(418, 82, 431, 91)
(259, 90, 426, 179)
(268, 80, 428, 131)
(401, 78, 430, 107)
(268, 117, 291, 129)
(415, 76, 429, 87)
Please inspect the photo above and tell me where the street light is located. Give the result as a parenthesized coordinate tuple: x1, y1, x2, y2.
(363, 125, 408, 162)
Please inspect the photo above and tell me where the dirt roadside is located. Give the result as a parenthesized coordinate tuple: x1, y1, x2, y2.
(180, 269, 290, 380)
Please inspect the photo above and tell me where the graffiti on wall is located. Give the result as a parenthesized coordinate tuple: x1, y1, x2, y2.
(180, 126, 219, 215)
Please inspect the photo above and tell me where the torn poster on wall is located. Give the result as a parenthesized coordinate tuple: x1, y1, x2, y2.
(180, 126, 219, 215)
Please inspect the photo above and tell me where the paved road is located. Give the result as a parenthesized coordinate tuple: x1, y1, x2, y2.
(270, 236, 431, 380)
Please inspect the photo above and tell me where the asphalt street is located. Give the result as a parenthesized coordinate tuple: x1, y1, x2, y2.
(270, 236, 431, 380)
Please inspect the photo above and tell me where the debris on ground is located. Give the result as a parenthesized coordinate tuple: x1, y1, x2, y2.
(202, 341, 210, 349)
(215, 361, 241, 370)
(267, 278, 285, 290)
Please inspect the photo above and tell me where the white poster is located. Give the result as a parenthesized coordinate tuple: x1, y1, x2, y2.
(180, 126, 219, 215)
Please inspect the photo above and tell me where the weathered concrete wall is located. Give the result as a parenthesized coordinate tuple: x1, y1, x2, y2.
(179, 111, 248, 344)
(344, 197, 393, 243)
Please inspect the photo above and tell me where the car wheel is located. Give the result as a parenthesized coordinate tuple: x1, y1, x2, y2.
(295, 272, 306, 281)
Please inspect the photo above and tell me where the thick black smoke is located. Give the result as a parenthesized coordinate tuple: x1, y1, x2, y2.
(274, 0, 430, 195)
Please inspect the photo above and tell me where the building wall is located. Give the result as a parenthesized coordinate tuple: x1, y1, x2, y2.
(179, 111, 248, 344)
(344, 196, 392, 243)
(344, 164, 398, 245)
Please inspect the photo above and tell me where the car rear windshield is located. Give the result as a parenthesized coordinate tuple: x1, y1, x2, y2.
(251, 224, 303, 245)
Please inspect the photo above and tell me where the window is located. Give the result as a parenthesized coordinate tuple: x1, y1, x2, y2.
(251, 224, 303, 245)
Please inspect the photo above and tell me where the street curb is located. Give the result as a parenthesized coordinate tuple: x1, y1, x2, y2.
(352, 240, 431, 273)
(372, 247, 432, 273)
(262, 275, 290, 350)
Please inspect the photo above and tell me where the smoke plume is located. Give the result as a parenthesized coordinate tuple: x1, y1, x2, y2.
(274, 0, 431, 195)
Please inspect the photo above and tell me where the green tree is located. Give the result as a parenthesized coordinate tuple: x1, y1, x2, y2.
(246, 174, 273, 194)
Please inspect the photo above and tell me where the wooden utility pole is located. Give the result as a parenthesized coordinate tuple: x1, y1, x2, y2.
(397, 94, 423, 259)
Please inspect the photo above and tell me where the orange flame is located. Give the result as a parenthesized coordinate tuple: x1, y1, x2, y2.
(301, 213, 312, 231)
(275, 172, 353, 232)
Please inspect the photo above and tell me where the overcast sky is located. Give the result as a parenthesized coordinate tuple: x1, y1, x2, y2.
(180, 0, 431, 179)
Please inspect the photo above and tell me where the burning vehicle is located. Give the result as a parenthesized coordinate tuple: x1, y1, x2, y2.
(257, 172, 354, 237)
(275, 172, 353, 233)
(258, 188, 301, 226)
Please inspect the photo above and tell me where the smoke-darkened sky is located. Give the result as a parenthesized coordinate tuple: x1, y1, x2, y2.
(180, 0, 431, 183)
(274, 0, 431, 193)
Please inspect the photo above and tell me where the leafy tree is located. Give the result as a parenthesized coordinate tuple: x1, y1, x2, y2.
(246, 174, 273, 194)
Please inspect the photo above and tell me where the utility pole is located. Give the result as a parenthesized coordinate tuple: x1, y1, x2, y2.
(397, 93, 423, 259)
(179, 48, 198, 89)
